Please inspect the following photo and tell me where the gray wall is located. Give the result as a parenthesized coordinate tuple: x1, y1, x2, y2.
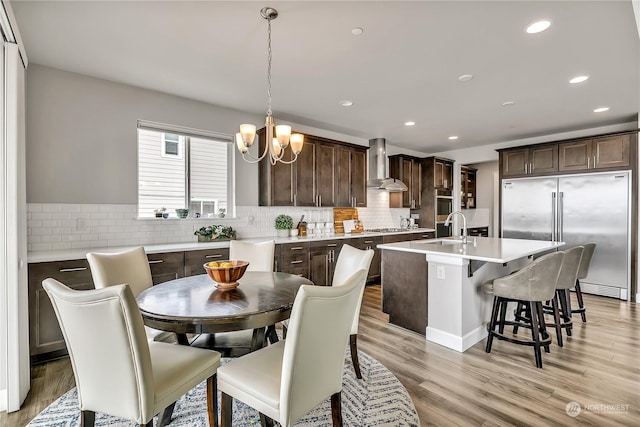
(26, 65, 267, 205)
(26, 65, 373, 206)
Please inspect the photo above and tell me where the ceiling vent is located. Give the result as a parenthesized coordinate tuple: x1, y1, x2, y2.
(366, 138, 408, 192)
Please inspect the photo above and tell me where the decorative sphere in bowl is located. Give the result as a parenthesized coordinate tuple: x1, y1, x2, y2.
(203, 260, 249, 290)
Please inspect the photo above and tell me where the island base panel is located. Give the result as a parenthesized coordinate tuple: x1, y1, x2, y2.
(381, 250, 428, 335)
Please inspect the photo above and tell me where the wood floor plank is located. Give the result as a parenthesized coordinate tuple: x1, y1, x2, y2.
(1, 285, 638, 426)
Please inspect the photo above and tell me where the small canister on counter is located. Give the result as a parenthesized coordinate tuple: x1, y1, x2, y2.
(298, 221, 307, 236)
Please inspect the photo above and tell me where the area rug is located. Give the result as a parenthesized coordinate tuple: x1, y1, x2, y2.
(28, 351, 419, 426)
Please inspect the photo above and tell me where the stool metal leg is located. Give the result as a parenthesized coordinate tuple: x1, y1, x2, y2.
(485, 296, 501, 353)
(550, 293, 563, 347)
(573, 279, 587, 322)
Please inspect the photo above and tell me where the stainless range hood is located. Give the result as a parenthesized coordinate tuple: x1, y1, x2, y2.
(367, 138, 408, 192)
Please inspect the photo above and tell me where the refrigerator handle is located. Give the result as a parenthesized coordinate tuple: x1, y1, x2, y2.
(558, 192, 564, 241)
(551, 192, 557, 242)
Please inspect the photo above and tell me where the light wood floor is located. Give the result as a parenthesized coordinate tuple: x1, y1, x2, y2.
(2, 285, 638, 426)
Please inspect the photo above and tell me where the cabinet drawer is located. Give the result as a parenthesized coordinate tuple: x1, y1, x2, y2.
(383, 234, 413, 244)
(184, 248, 231, 276)
(310, 240, 342, 250)
(467, 227, 489, 237)
(412, 232, 436, 240)
(147, 252, 185, 285)
(350, 236, 382, 250)
(280, 242, 309, 254)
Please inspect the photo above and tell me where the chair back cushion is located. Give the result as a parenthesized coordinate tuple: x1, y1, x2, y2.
(332, 244, 374, 333)
(42, 279, 154, 422)
(280, 269, 368, 426)
(492, 251, 564, 301)
(577, 242, 596, 280)
(229, 240, 275, 272)
(556, 246, 584, 290)
(87, 246, 152, 297)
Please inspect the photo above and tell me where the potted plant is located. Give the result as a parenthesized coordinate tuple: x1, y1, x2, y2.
(194, 225, 237, 242)
(275, 214, 293, 237)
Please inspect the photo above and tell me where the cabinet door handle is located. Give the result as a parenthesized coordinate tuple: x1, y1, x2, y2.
(319, 195, 322, 207)
(148, 260, 164, 264)
(587, 157, 590, 168)
(294, 193, 297, 206)
(275, 260, 278, 271)
(205, 254, 223, 259)
(291, 260, 303, 264)
(59, 267, 87, 272)
(364, 240, 373, 244)
(290, 246, 304, 251)
(327, 243, 337, 247)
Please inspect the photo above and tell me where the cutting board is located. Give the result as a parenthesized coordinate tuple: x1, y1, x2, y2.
(333, 208, 359, 234)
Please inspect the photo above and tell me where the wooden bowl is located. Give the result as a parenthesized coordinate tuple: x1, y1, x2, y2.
(203, 260, 249, 290)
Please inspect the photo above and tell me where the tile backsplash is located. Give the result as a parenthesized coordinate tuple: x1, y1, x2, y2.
(27, 189, 409, 252)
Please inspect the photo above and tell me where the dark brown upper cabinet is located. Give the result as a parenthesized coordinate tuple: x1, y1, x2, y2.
(434, 158, 454, 189)
(500, 145, 558, 177)
(460, 166, 477, 209)
(499, 132, 634, 179)
(559, 134, 630, 172)
(389, 155, 421, 208)
(258, 128, 367, 207)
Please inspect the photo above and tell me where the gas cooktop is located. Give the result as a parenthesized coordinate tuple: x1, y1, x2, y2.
(364, 228, 404, 233)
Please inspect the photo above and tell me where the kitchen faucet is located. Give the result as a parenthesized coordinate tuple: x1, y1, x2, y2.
(444, 211, 467, 244)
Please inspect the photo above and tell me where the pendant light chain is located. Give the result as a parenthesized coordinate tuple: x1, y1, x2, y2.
(236, 7, 304, 165)
(266, 16, 272, 117)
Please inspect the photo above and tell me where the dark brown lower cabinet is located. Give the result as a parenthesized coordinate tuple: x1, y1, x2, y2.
(147, 252, 185, 284)
(278, 242, 309, 277)
(28, 259, 95, 364)
(184, 248, 230, 276)
(350, 236, 382, 282)
(466, 227, 489, 237)
(308, 240, 343, 286)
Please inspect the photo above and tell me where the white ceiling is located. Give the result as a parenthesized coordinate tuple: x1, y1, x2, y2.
(10, 0, 640, 153)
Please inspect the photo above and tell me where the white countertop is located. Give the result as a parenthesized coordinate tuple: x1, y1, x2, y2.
(378, 236, 565, 263)
(28, 228, 436, 263)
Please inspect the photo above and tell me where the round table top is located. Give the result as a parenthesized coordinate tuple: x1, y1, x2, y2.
(136, 271, 313, 334)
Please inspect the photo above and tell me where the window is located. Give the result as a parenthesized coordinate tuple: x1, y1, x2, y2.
(137, 122, 234, 218)
(162, 133, 182, 158)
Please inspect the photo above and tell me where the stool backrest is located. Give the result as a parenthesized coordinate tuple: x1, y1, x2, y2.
(557, 246, 584, 290)
(492, 251, 564, 302)
(577, 242, 596, 280)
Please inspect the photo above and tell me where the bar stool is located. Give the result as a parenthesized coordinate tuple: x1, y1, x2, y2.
(546, 246, 583, 347)
(573, 242, 596, 322)
(484, 252, 564, 369)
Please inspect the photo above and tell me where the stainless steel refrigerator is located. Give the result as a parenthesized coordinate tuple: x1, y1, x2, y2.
(501, 171, 631, 300)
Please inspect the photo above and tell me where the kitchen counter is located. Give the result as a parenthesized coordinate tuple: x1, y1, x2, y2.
(379, 236, 565, 352)
(28, 228, 435, 263)
(378, 236, 564, 263)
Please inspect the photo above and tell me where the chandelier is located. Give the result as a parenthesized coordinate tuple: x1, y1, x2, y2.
(236, 7, 304, 165)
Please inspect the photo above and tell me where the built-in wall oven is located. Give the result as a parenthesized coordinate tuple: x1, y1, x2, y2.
(435, 189, 453, 237)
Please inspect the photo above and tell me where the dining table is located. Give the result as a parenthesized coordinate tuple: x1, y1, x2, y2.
(136, 271, 313, 351)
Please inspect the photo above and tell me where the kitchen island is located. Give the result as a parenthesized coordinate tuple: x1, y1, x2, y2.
(378, 237, 564, 352)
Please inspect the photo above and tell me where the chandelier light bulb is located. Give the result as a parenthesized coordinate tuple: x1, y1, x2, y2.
(239, 124, 256, 147)
(276, 125, 292, 148)
(290, 133, 304, 155)
(235, 133, 248, 153)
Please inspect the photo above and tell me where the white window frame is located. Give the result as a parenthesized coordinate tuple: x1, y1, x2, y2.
(137, 120, 236, 218)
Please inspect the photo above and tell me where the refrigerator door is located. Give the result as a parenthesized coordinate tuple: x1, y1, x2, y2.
(558, 172, 630, 296)
(501, 177, 558, 240)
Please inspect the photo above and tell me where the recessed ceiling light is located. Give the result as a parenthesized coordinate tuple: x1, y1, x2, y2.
(339, 100, 353, 107)
(593, 107, 610, 113)
(448, 136, 458, 140)
(458, 74, 473, 82)
(502, 101, 516, 107)
(351, 27, 364, 35)
(405, 121, 415, 126)
(526, 20, 551, 34)
(569, 75, 589, 84)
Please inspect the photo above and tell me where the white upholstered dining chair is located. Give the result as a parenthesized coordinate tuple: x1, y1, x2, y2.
(283, 244, 374, 378)
(86, 246, 174, 342)
(229, 240, 275, 272)
(218, 269, 368, 427)
(42, 278, 221, 427)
